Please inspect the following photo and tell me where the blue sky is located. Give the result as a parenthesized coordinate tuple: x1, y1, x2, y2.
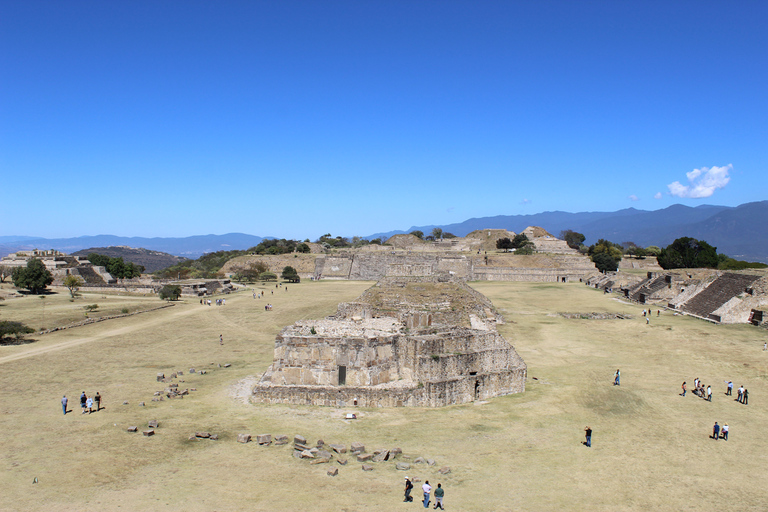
(2, 1, 766, 239)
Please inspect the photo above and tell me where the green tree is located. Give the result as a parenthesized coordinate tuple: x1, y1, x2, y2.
(281, 266, 300, 283)
(158, 285, 182, 301)
(0, 321, 35, 342)
(442, 232, 457, 239)
(259, 271, 278, 282)
(410, 230, 424, 239)
(63, 274, 84, 298)
(296, 243, 310, 253)
(431, 228, 443, 240)
(511, 233, 533, 249)
(645, 246, 662, 256)
(657, 237, 719, 269)
(588, 239, 623, 261)
(0, 265, 12, 283)
(592, 252, 619, 272)
(559, 230, 586, 250)
(496, 237, 513, 252)
(12, 258, 53, 294)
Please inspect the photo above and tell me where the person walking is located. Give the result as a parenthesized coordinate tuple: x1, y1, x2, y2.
(726, 381, 733, 396)
(680, 382, 687, 397)
(404, 477, 413, 502)
(737, 385, 744, 403)
(743, 388, 749, 405)
(614, 369, 620, 386)
(94, 392, 101, 411)
(86, 396, 93, 414)
(584, 426, 592, 447)
(722, 423, 729, 441)
(219, 334, 223, 346)
(707, 385, 712, 401)
(61, 395, 68, 415)
(422, 480, 432, 508)
(80, 392, 87, 414)
(712, 422, 720, 440)
(433, 483, 444, 510)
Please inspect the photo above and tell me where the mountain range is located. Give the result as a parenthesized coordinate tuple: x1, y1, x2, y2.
(1, 201, 766, 263)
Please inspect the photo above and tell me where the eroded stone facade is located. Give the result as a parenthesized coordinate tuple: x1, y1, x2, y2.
(253, 278, 526, 407)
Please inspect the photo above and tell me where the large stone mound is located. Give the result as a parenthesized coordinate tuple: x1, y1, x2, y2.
(253, 278, 526, 407)
(384, 234, 428, 249)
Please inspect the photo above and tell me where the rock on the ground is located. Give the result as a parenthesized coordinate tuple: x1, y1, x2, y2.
(143, 430, 155, 436)
(414, 457, 426, 464)
(330, 444, 347, 454)
(195, 432, 211, 438)
(257, 434, 272, 445)
(350, 442, 365, 453)
(327, 468, 338, 477)
(357, 453, 373, 462)
(275, 435, 289, 445)
(361, 464, 373, 471)
(337, 459, 348, 465)
(427, 459, 436, 466)
(148, 420, 158, 428)
(438, 466, 451, 474)
(300, 450, 315, 459)
(127, 426, 138, 432)
(237, 434, 251, 443)
(294, 435, 307, 445)
(396, 462, 410, 471)
(373, 450, 390, 462)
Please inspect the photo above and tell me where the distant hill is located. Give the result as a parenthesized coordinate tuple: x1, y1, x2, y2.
(71, 247, 188, 273)
(0, 233, 264, 260)
(367, 201, 768, 263)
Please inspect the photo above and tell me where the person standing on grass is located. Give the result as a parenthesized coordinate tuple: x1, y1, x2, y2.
(94, 392, 101, 411)
(422, 480, 432, 508)
(614, 369, 620, 386)
(61, 395, 68, 415)
(726, 381, 733, 396)
(681, 382, 687, 396)
(220, 334, 223, 346)
(584, 426, 592, 447)
(80, 392, 87, 414)
(743, 389, 749, 405)
(86, 396, 93, 414)
(737, 385, 744, 403)
(712, 422, 720, 440)
(707, 385, 712, 401)
(722, 423, 729, 440)
(404, 477, 413, 502)
(433, 483, 444, 510)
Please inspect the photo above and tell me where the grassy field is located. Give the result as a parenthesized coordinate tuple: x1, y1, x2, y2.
(1, 280, 767, 511)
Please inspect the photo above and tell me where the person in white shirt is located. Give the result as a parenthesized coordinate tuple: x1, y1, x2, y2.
(422, 481, 432, 508)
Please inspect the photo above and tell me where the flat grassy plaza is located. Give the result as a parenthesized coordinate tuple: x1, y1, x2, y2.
(1, 280, 766, 511)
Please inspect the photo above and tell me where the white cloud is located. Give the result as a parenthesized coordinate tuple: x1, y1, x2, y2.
(521, 198, 531, 205)
(654, 192, 662, 200)
(628, 194, 639, 201)
(667, 164, 732, 198)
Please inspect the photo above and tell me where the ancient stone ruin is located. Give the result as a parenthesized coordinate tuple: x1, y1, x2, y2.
(253, 277, 526, 407)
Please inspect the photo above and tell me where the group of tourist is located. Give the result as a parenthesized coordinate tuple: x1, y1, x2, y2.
(403, 478, 444, 509)
(199, 298, 226, 306)
(264, 304, 273, 311)
(61, 391, 101, 415)
(683, 378, 713, 401)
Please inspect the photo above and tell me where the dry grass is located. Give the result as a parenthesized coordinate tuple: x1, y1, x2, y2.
(1, 280, 767, 511)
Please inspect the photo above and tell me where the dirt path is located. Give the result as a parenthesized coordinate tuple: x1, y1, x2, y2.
(0, 304, 202, 365)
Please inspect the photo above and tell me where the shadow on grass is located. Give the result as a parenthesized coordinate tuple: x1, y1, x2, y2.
(0, 337, 37, 346)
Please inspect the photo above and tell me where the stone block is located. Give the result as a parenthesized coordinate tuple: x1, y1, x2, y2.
(316, 439, 324, 448)
(330, 444, 347, 454)
(427, 459, 436, 466)
(294, 443, 311, 452)
(139, 402, 145, 407)
(237, 434, 251, 443)
(372, 450, 390, 462)
(257, 434, 272, 445)
(350, 442, 365, 454)
(438, 466, 451, 474)
(195, 432, 211, 438)
(327, 468, 338, 477)
(357, 453, 373, 462)
(390, 447, 402, 458)
(337, 459, 348, 465)
(210, 434, 218, 440)
(143, 430, 155, 436)
(189, 368, 196, 373)
(396, 462, 410, 471)
(275, 435, 289, 445)
(317, 450, 332, 459)
(156, 373, 165, 382)
(127, 426, 138, 432)
(294, 435, 307, 445)
(310, 457, 330, 465)
(414, 457, 426, 464)
(148, 420, 158, 428)
(362, 464, 374, 471)
(300, 450, 314, 459)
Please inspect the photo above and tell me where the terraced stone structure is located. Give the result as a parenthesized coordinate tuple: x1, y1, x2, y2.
(253, 278, 526, 407)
